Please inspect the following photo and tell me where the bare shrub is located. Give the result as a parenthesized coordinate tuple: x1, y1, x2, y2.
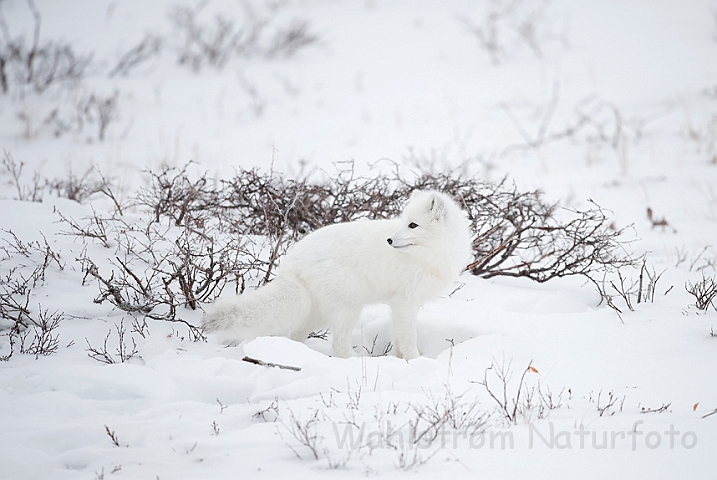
(1, 151, 43, 201)
(85, 320, 139, 364)
(460, 188, 634, 283)
(109, 33, 163, 78)
(216, 163, 402, 237)
(0, 2, 122, 142)
(460, 5, 505, 66)
(19, 307, 62, 358)
(0, 299, 64, 360)
(133, 162, 635, 299)
(461, 0, 568, 65)
(588, 390, 625, 417)
(0, 230, 63, 325)
(2, 152, 123, 206)
(395, 449, 437, 471)
(0, 0, 91, 94)
(503, 91, 591, 151)
(284, 408, 322, 460)
(45, 166, 116, 205)
(409, 173, 636, 317)
(21, 39, 91, 94)
(168, 2, 318, 72)
(76, 246, 211, 341)
(134, 163, 398, 285)
(688, 246, 716, 273)
(673, 245, 716, 273)
(686, 275, 717, 311)
(473, 356, 569, 424)
(58, 209, 110, 248)
(253, 398, 280, 422)
(475, 357, 539, 424)
(362, 334, 393, 357)
(47, 161, 634, 341)
(137, 164, 395, 286)
(410, 389, 489, 444)
(499, 91, 661, 175)
(170, 3, 237, 71)
(84, 91, 120, 141)
(136, 162, 221, 227)
(131, 317, 150, 339)
(266, 20, 319, 58)
(586, 257, 665, 320)
(640, 403, 671, 414)
(42, 90, 120, 141)
(63, 196, 252, 340)
(0, 228, 65, 360)
(636, 259, 664, 304)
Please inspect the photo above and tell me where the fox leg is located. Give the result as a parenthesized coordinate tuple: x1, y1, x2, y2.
(330, 308, 360, 358)
(289, 308, 327, 343)
(389, 301, 421, 360)
(288, 327, 312, 343)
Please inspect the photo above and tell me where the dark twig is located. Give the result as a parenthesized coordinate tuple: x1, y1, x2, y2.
(242, 355, 301, 371)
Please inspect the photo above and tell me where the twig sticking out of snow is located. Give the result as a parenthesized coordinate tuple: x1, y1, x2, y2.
(242, 355, 301, 371)
(104, 425, 121, 447)
(686, 275, 717, 311)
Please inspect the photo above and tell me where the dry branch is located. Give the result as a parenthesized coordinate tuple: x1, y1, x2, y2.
(242, 355, 301, 371)
(0, 0, 91, 94)
(132, 162, 635, 299)
(686, 275, 717, 311)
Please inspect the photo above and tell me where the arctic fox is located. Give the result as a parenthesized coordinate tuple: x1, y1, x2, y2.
(203, 190, 473, 359)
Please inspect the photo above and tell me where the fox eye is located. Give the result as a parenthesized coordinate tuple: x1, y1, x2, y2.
(408, 222, 419, 229)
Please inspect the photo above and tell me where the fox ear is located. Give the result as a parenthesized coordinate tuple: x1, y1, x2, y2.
(427, 192, 445, 221)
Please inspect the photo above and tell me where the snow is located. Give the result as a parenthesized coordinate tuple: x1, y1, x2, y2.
(1, 0, 717, 478)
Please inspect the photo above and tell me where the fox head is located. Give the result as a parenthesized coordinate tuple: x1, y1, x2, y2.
(386, 190, 451, 249)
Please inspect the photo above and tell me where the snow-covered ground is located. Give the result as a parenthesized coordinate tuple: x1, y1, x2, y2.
(1, 0, 716, 478)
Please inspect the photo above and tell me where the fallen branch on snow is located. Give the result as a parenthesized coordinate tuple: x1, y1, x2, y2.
(242, 355, 301, 371)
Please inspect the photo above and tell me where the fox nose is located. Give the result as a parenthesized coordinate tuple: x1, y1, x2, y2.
(386, 238, 393, 245)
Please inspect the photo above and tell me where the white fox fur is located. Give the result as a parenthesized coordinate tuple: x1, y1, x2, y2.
(203, 190, 473, 359)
